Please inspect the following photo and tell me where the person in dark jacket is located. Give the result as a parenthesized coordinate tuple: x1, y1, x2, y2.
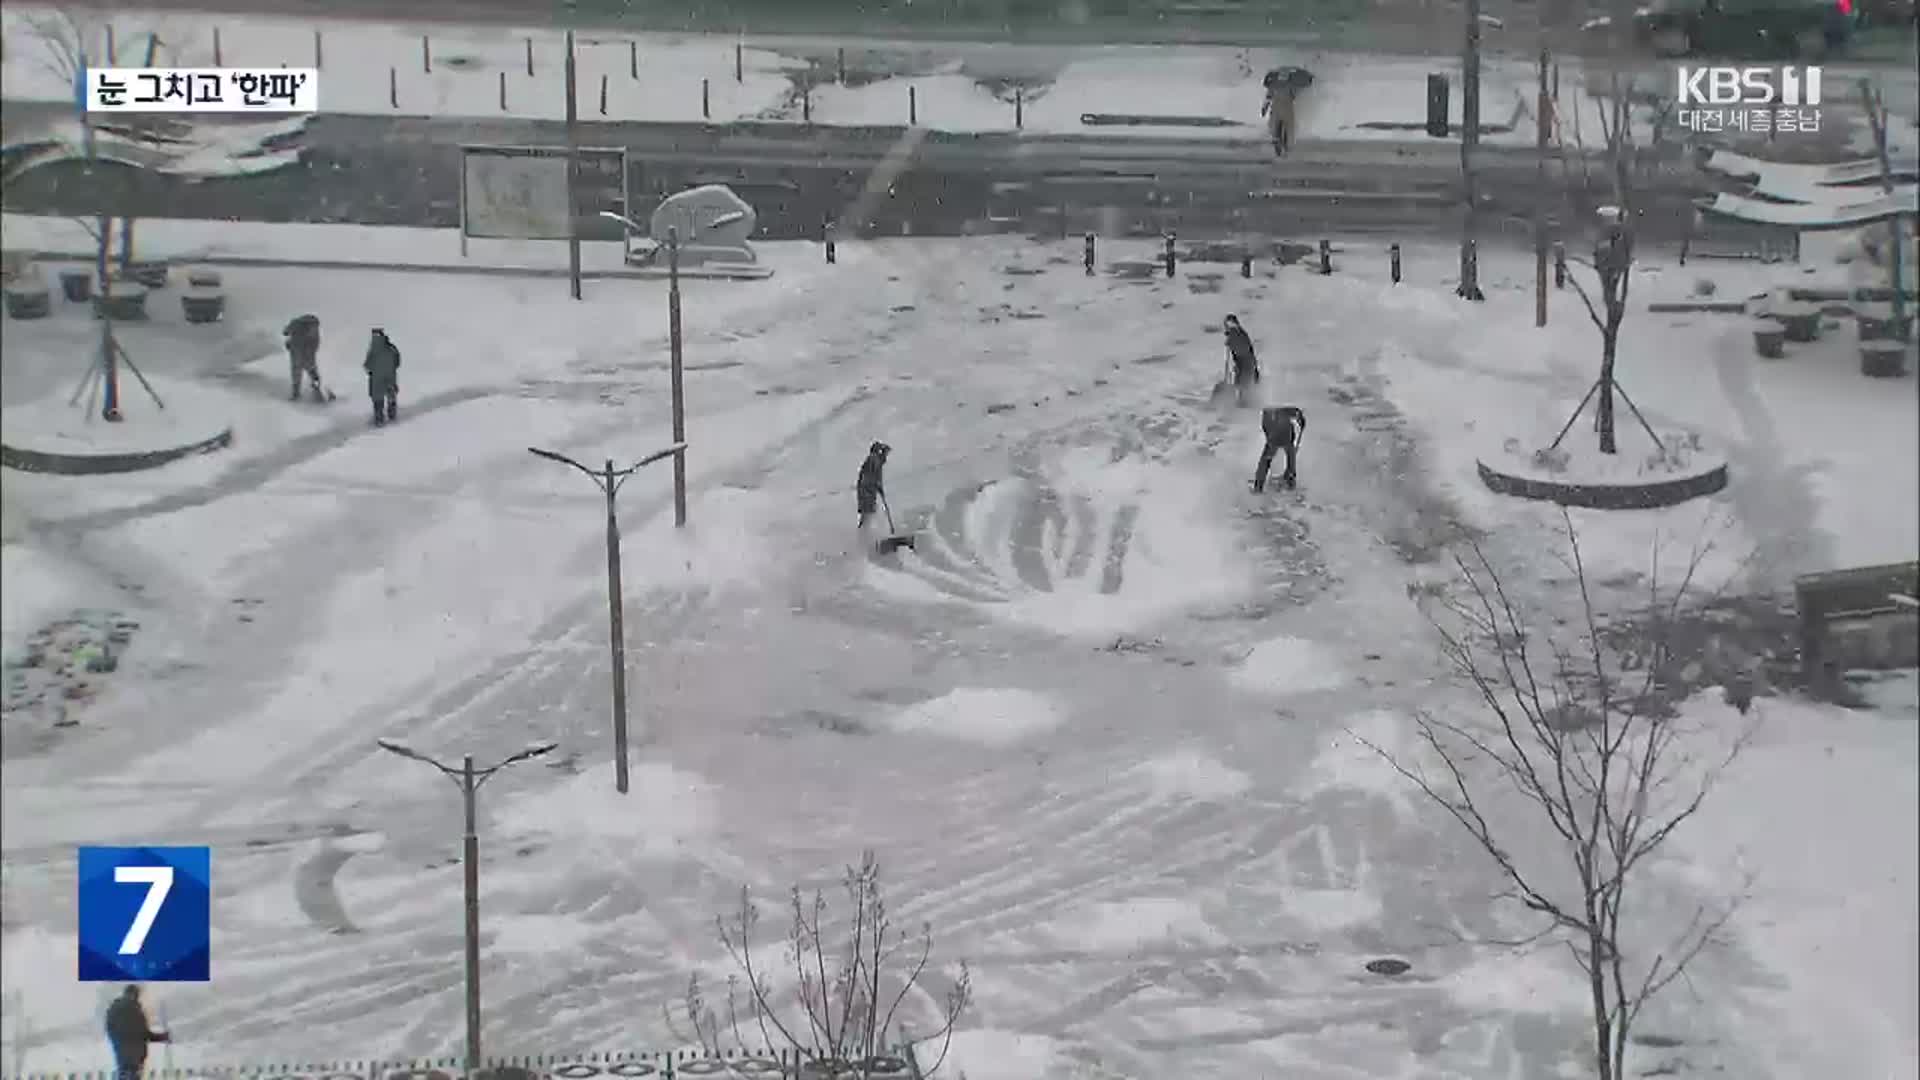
(283, 314, 324, 402)
(1223, 315, 1260, 387)
(856, 441, 891, 540)
(364, 328, 401, 426)
(1253, 405, 1307, 492)
(105, 984, 170, 1080)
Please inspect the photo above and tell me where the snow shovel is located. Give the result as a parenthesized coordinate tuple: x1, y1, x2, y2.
(1208, 357, 1236, 407)
(877, 494, 916, 554)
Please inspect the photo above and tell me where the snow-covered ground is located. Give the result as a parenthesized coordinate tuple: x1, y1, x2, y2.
(1, 222, 1914, 1077)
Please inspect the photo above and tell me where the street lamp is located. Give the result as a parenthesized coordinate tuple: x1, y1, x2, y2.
(375, 738, 558, 1075)
(599, 208, 748, 531)
(526, 441, 684, 796)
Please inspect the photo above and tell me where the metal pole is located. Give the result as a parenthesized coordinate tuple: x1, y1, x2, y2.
(668, 227, 688, 528)
(605, 460, 631, 794)
(461, 756, 482, 1073)
(1535, 44, 1549, 328)
(1457, 0, 1485, 302)
(565, 30, 583, 301)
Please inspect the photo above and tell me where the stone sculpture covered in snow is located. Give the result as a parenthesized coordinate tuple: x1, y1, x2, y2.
(640, 184, 759, 267)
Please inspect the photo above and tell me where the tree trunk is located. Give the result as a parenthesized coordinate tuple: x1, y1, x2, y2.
(95, 211, 122, 421)
(1598, 312, 1620, 454)
(1588, 936, 1617, 1079)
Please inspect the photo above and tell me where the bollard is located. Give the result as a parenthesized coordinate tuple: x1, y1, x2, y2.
(499, 70, 507, 110)
(313, 29, 323, 69)
(1241, 253, 1253, 278)
(1084, 233, 1096, 275)
(909, 85, 917, 126)
(702, 78, 710, 119)
(600, 74, 608, 115)
(422, 34, 431, 73)
(1318, 238, 1332, 275)
(735, 41, 744, 82)
(389, 66, 398, 108)
(525, 37, 534, 76)
(1164, 232, 1177, 278)
(837, 46, 846, 84)
(824, 220, 837, 264)
(1390, 242, 1401, 284)
(1553, 242, 1566, 288)
(802, 86, 811, 123)
(630, 40, 638, 79)
(212, 26, 222, 66)
(106, 24, 116, 65)
(1015, 87, 1024, 129)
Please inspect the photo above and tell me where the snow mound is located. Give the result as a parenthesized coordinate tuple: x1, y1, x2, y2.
(1133, 747, 1252, 801)
(489, 913, 599, 955)
(628, 487, 776, 592)
(1443, 948, 1592, 1017)
(941, 1029, 1070, 1080)
(0, 542, 115, 653)
(495, 760, 714, 859)
(1283, 886, 1383, 931)
(1229, 635, 1350, 695)
(1042, 897, 1223, 952)
(1297, 710, 1422, 821)
(878, 687, 1063, 747)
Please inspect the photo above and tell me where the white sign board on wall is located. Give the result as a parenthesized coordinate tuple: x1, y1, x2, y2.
(458, 144, 628, 243)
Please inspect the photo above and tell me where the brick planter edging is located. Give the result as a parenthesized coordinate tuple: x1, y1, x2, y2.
(1477, 457, 1729, 509)
(2, 426, 233, 475)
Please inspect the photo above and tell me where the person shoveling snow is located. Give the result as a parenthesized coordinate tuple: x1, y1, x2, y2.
(1252, 405, 1307, 492)
(856, 441, 915, 554)
(282, 313, 334, 403)
(1211, 315, 1263, 408)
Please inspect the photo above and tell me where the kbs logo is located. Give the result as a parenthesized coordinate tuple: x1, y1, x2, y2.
(77, 846, 212, 982)
(1677, 66, 1822, 106)
(1675, 66, 1823, 137)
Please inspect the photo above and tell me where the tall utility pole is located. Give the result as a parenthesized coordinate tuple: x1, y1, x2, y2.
(667, 226, 689, 528)
(1535, 44, 1551, 328)
(564, 29, 582, 301)
(374, 740, 558, 1073)
(1457, 0, 1487, 302)
(527, 442, 684, 794)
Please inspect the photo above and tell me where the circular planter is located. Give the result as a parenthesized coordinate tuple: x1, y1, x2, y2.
(1769, 301, 1821, 342)
(58, 269, 93, 303)
(92, 284, 150, 321)
(181, 289, 226, 324)
(1752, 317, 1787, 359)
(4, 284, 52, 320)
(1478, 440, 1730, 510)
(128, 261, 170, 289)
(1860, 341, 1910, 378)
(1365, 957, 1413, 976)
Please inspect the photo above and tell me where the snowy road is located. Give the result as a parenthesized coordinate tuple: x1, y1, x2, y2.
(0, 238, 1847, 1075)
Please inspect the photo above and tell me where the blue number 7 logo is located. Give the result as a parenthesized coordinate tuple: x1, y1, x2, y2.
(77, 846, 212, 983)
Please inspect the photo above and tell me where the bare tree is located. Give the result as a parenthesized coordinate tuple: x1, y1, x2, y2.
(1361, 514, 1755, 1080)
(670, 851, 972, 1078)
(1546, 27, 1660, 455)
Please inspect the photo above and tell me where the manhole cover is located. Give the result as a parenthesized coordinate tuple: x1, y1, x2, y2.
(1365, 957, 1412, 976)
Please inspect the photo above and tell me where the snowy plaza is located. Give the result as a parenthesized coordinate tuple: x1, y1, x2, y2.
(1, 2, 1918, 1074)
(1, 212, 1914, 1077)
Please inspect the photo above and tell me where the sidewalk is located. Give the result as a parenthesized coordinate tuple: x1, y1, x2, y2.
(0, 214, 804, 279)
